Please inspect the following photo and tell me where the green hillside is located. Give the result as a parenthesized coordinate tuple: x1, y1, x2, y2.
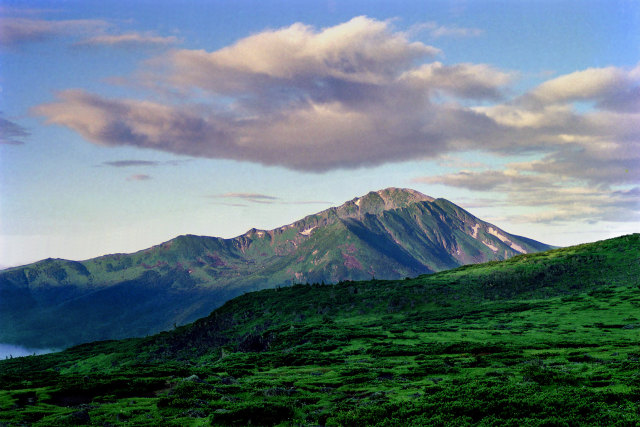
(1, 234, 638, 426)
(1, 189, 553, 349)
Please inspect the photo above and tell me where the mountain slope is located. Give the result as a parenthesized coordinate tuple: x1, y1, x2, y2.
(0, 188, 553, 349)
(0, 235, 638, 426)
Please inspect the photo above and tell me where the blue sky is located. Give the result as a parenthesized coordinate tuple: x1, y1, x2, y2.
(1, 0, 638, 267)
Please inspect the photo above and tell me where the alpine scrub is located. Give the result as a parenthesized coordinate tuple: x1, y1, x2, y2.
(1, 234, 638, 425)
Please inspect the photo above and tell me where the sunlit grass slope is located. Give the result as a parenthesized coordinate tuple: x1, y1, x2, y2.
(1, 234, 638, 425)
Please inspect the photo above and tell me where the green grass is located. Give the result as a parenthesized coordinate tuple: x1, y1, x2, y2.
(1, 234, 638, 426)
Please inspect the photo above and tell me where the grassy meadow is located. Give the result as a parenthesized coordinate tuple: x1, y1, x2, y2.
(1, 234, 638, 426)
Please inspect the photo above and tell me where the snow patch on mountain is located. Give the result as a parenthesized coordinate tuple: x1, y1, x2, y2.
(300, 226, 316, 236)
(488, 227, 527, 253)
(483, 241, 498, 252)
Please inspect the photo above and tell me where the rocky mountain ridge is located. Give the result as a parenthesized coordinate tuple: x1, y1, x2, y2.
(0, 188, 552, 348)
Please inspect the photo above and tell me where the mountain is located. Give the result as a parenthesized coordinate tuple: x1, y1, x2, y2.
(1, 235, 638, 426)
(0, 188, 552, 349)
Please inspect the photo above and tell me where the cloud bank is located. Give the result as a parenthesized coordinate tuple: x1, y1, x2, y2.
(31, 16, 639, 223)
(418, 168, 639, 224)
(34, 17, 520, 171)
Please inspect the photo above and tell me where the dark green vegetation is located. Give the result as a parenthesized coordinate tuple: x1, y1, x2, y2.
(0, 188, 552, 349)
(1, 234, 638, 426)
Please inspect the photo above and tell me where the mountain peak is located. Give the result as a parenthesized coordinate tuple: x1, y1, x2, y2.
(342, 187, 434, 216)
(370, 187, 434, 206)
(284, 188, 435, 235)
(1, 187, 554, 349)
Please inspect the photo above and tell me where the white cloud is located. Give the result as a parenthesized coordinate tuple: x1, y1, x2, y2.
(402, 62, 514, 100)
(436, 154, 489, 169)
(415, 169, 547, 191)
(524, 64, 640, 112)
(513, 140, 640, 186)
(418, 169, 639, 224)
(166, 16, 439, 95)
(474, 104, 578, 129)
(33, 89, 231, 156)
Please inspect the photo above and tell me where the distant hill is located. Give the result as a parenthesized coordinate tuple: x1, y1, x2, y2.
(1, 234, 638, 426)
(0, 188, 552, 349)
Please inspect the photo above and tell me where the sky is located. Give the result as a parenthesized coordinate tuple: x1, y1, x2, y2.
(0, 0, 638, 268)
